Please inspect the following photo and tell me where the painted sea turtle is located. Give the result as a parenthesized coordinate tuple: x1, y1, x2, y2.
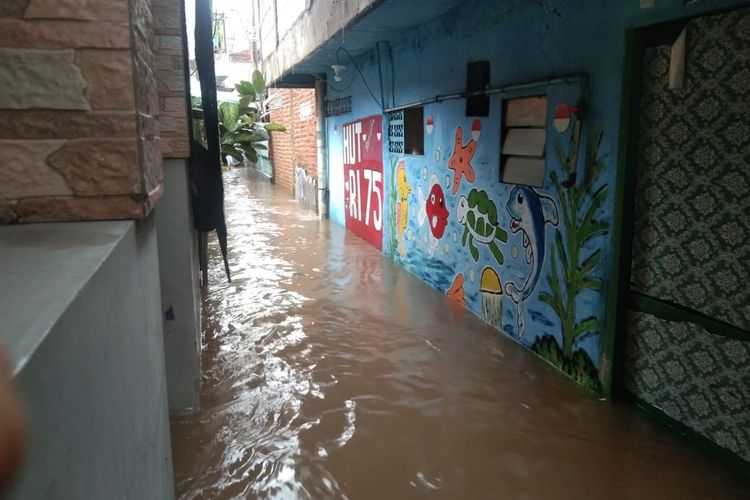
(456, 188, 509, 264)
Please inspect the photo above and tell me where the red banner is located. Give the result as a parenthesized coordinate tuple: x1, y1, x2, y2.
(343, 115, 383, 250)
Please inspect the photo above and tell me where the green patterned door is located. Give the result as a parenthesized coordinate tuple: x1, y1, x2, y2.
(623, 7, 750, 466)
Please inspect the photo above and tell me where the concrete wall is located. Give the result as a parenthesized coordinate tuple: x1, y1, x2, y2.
(3, 219, 174, 499)
(269, 87, 318, 195)
(0, 0, 195, 491)
(153, 0, 200, 414)
(324, 0, 750, 397)
(261, 0, 378, 83)
(156, 159, 201, 412)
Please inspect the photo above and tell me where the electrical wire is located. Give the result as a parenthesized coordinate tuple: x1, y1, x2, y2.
(337, 46, 383, 110)
(376, 42, 386, 109)
(324, 69, 358, 93)
(388, 45, 395, 108)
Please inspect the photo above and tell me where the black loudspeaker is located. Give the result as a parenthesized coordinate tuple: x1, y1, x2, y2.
(465, 60, 490, 117)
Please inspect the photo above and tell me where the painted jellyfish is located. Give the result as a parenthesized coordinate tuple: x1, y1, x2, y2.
(480, 267, 503, 328)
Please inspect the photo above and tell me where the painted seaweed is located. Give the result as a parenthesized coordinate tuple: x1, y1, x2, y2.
(531, 335, 601, 395)
(538, 126, 608, 393)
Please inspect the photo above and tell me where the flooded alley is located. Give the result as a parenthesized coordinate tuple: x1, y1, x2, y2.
(170, 169, 748, 499)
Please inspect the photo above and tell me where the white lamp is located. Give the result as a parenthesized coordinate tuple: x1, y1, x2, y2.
(331, 64, 346, 82)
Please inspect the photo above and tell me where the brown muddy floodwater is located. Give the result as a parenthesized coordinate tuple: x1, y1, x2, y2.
(171, 169, 748, 499)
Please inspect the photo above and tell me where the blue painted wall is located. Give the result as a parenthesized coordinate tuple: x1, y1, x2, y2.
(324, 0, 749, 395)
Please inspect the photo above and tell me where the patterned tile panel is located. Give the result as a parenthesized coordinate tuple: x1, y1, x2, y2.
(624, 311, 750, 462)
(631, 8, 750, 332)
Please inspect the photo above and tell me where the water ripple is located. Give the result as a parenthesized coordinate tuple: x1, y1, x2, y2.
(170, 169, 750, 500)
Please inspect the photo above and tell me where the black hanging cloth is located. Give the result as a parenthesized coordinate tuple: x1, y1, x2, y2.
(190, 0, 230, 283)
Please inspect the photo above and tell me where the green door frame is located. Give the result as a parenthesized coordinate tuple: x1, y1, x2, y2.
(604, 7, 750, 479)
(604, 18, 688, 399)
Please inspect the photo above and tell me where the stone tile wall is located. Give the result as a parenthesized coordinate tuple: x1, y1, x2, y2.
(153, 0, 189, 159)
(0, 0, 189, 224)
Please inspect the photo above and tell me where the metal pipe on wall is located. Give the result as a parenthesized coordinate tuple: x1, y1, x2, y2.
(382, 75, 585, 114)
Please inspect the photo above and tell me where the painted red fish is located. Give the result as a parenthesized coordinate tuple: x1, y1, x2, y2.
(418, 181, 449, 239)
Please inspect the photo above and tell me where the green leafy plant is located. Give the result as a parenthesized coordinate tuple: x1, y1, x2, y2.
(539, 125, 609, 390)
(531, 335, 602, 394)
(191, 95, 207, 148)
(218, 70, 286, 165)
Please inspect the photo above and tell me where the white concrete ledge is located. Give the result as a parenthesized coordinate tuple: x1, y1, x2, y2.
(0, 221, 131, 375)
(2, 218, 174, 499)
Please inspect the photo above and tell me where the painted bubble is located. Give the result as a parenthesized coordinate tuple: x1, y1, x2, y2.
(469, 268, 476, 283)
(422, 167, 428, 180)
(445, 175, 451, 189)
(511, 245, 518, 259)
(480, 267, 503, 329)
(452, 231, 457, 242)
(434, 147, 441, 162)
(471, 119, 481, 141)
(554, 103, 579, 133)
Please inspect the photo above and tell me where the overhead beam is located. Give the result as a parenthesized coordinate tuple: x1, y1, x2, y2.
(273, 73, 318, 88)
(262, 0, 383, 85)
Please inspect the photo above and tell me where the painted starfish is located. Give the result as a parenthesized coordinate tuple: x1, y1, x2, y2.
(447, 126, 477, 195)
(445, 273, 466, 308)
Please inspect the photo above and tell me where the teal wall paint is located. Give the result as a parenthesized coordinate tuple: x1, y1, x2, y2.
(323, 0, 750, 395)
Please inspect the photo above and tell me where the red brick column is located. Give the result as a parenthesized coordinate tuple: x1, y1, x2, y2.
(268, 87, 318, 195)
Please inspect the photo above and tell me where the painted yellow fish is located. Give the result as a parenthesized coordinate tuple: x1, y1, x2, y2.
(395, 160, 410, 256)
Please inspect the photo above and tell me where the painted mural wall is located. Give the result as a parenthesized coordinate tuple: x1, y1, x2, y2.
(323, 0, 620, 395)
(323, 0, 750, 395)
(383, 90, 610, 394)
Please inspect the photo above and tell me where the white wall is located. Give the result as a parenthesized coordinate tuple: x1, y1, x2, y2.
(156, 159, 202, 412)
(327, 126, 345, 226)
(6, 218, 174, 499)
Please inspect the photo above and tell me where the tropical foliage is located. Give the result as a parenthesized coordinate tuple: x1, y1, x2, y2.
(191, 95, 207, 148)
(218, 70, 286, 164)
(539, 125, 609, 392)
(531, 335, 602, 394)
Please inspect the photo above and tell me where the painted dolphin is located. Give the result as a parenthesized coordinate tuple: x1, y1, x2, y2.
(504, 186, 558, 339)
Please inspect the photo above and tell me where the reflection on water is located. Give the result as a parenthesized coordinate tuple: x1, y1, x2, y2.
(170, 169, 748, 499)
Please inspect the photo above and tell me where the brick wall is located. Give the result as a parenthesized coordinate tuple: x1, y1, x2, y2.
(0, 0, 188, 224)
(268, 88, 318, 195)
